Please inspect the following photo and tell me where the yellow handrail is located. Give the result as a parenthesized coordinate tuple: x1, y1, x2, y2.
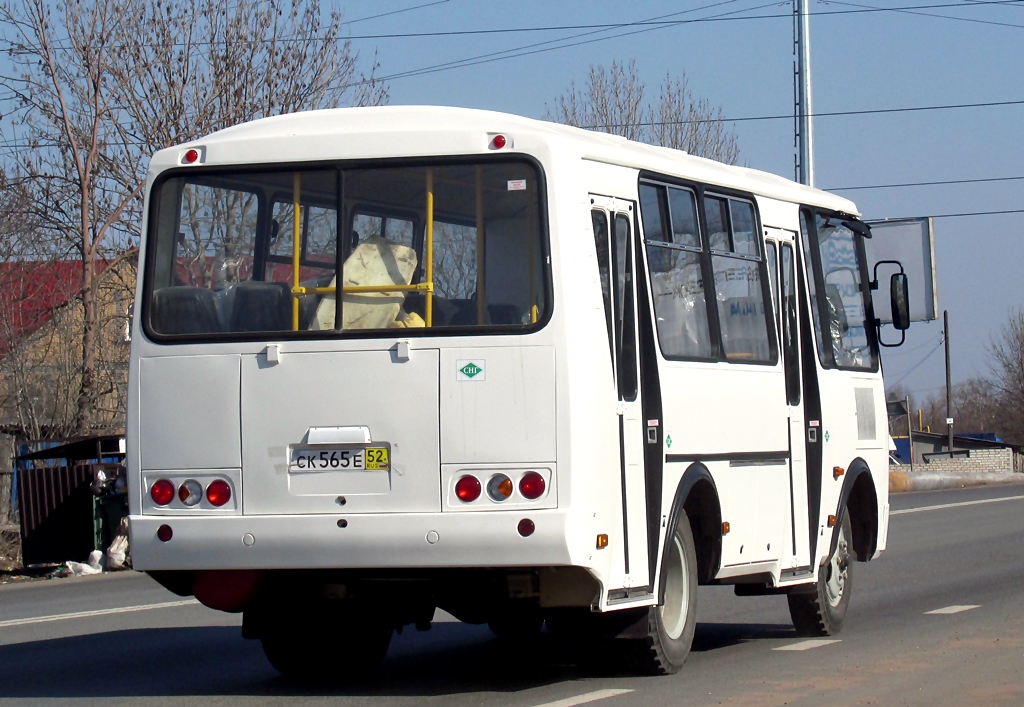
(291, 173, 301, 331)
(290, 282, 434, 297)
(286, 166, 440, 330)
(475, 165, 485, 324)
(425, 168, 434, 327)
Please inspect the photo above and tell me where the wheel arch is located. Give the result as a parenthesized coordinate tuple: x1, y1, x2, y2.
(660, 463, 722, 602)
(833, 457, 879, 562)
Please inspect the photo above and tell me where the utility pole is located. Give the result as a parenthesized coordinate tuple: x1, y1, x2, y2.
(794, 0, 814, 186)
(944, 310, 954, 456)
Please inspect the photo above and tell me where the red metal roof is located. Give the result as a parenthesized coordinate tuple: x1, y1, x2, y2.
(0, 259, 108, 358)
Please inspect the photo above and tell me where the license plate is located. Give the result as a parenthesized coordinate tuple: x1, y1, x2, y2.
(289, 445, 390, 472)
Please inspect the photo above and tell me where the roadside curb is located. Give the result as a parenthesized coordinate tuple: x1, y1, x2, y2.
(889, 470, 1024, 493)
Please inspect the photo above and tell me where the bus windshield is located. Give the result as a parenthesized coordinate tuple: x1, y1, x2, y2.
(143, 159, 548, 339)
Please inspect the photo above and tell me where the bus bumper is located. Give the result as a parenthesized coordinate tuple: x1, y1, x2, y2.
(129, 510, 574, 571)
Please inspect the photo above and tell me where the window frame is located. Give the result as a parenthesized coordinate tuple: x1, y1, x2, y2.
(798, 206, 880, 373)
(141, 154, 552, 345)
(638, 173, 778, 366)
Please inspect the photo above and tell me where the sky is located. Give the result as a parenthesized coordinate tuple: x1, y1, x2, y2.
(340, 0, 1024, 411)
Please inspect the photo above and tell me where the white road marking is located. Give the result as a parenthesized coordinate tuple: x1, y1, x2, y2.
(773, 639, 841, 651)
(925, 605, 980, 615)
(891, 494, 1024, 516)
(532, 689, 634, 707)
(0, 599, 199, 628)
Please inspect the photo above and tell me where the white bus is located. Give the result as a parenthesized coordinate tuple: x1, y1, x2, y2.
(127, 106, 909, 677)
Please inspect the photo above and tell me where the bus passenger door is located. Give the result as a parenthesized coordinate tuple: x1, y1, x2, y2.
(591, 196, 650, 593)
(767, 228, 813, 572)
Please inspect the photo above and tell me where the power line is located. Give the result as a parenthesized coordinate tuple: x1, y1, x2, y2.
(828, 175, 1024, 190)
(344, 0, 452, 27)
(364, 0, 754, 84)
(887, 338, 945, 387)
(884, 209, 1024, 219)
(823, 0, 1024, 29)
(338, 1, 1024, 39)
(587, 98, 1024, 129)
(356, 0, 1024, 86)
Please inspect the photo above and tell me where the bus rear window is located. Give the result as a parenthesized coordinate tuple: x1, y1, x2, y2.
(144, 161, 548, 338)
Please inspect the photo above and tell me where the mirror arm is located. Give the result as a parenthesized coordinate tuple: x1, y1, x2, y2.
(871, 259, 904, 291)
(875, 319, 907, 348)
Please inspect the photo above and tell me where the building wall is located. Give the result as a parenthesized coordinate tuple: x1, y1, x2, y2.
(920, 447, 1020, 474)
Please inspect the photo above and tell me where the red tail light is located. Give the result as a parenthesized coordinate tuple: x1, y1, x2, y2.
(206, 479, 232, 507)
(455, 475, 481, 502)
(150, 479, 174, 506)
(519, 471, 546, 500)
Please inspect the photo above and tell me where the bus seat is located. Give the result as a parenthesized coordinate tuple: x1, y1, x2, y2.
(312, 236, 417, 331)
(487, 304, 522, 325)
(229, 281, 291, 332)
(150, 286, 222, 335)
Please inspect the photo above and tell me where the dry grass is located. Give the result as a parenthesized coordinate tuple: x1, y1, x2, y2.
(0, 523, 21, 572)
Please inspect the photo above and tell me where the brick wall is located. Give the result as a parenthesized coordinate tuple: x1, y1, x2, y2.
(921, 447, 1016, 474)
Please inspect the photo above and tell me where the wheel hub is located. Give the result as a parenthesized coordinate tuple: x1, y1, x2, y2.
(824, 526, 849, 607)
(659, 535, 690, 639)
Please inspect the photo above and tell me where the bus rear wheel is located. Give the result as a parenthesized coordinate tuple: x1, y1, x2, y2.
(488, 602, 544, 641)
(259, 603, 393, 680)
(627, 509, 698, 675)
(788, 511, 853, 636)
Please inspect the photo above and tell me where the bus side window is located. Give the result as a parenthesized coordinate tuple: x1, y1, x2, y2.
(705, 196, 772, 362)
(765, 239, 779, 339)
(592, 209, 615, 367)
(639, 183, 713, 360)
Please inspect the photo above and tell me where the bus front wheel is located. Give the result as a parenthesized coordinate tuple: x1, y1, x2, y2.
(788, 511, 853, 636)
(628, 509, 698, 675)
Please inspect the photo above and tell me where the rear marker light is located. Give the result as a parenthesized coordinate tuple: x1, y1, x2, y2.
(486, 474, 514, 502)
(491, 134, 507, 149)
(206, 479, 232, 507)
(596, 534, 609, 549)
(157, 524, 173, 542)
(519, 471, 546, 500)
(455, 475, 481, 503)
(518, 519, 535, 537)
(178, 479, 203, 506)
(184, 148, 200, 164)
(150, 479, 174, 506)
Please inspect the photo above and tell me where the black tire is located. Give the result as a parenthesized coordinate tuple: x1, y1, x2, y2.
(488, 603, 544, 641)
(788, 510, 854, 636)
(259, 604, 393, 680)
(626, 509, 699, 675)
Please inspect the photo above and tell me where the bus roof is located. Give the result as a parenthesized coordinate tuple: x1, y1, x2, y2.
(151, 105, 858, 215)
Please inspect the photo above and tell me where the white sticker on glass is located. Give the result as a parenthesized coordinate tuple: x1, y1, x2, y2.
(507, 180, 527, 191)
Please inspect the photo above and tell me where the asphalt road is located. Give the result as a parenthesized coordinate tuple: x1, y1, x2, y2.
(2, 484, 1024, 706)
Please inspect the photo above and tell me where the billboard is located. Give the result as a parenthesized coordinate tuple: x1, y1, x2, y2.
(864, 217, 938, 323)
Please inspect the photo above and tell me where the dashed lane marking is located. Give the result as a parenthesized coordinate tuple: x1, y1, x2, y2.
(891, 494, 1024, 516)
(532, 689, 634, 707)
(0, 599, 199, 628)
(925, 605, 981, 615)
(773, 639, 841, 651)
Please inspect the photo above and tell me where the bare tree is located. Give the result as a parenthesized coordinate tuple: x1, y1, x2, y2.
(546, 59, 739, 163)
(987, 308, 1024, 441)
(0, 0, 387, 435)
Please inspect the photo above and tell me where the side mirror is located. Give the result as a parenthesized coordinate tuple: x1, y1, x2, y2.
(890, 273, 910, 330)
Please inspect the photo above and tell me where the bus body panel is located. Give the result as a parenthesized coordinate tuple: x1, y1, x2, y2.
(240, 348, 442, 515)
(126, 107, 891, 628)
